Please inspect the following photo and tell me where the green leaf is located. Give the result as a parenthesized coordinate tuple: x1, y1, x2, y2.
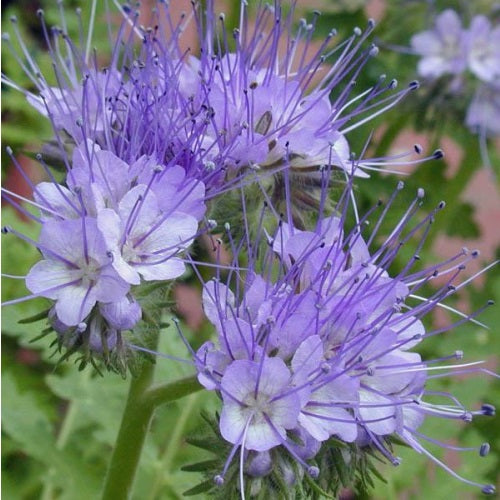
(183, 478, 215, 496)
(45, 366, 128, 447)
(181, 459, 221, 472)
(2, 371, 103, 499)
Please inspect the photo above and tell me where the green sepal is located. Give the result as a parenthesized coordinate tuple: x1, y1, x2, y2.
(18, 308, 51, 324)
(183, 479, 215, 496)
(181, 459, 221, 472)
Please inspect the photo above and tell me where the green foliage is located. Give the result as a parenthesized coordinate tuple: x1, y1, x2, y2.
(2, 0, 499, 498)
(183, 412, 394, 499)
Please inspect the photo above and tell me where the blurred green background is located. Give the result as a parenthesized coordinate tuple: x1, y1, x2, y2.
(2, 0, 499, 498)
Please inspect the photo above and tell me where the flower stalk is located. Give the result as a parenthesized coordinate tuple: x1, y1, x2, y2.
(101, 356, 201, 500)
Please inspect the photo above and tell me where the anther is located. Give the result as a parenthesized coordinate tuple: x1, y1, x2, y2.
(482, 485, 495, 495)
(481, 404, 496, 416)
(414, 144, 423, 154)
(307, 466, 320, 478)
(433, 149, 444, 159)
(479, 443, 490, 457)
(214, 475, 224, 486)
(417, 188, 425, 198)
(408, 80, 419, 90)
(77, 322, 87, 332)
(2, 226, 12, 234)
(455, 350, 463, 359)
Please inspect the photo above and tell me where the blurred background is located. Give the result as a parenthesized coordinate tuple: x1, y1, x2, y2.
(2, 0, 499, 498)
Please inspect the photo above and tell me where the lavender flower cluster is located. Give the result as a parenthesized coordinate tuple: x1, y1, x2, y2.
(2, 0, 497, 497)
(3, 7, 216, 355)
(193, 177, 497, 495)
(3, 0, 425, 356)
(411, 8, 500, 136)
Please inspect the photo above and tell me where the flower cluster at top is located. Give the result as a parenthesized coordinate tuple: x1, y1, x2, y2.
(1, 0, 497, 496)
(193, 175, 497, 496)
(411, 8, 500, 136)
(2, 0, 429, 359)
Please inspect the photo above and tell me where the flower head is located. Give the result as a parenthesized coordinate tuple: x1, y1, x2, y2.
(191, 170, 497, 496)
(411, 9, 468, 78)
(186, 1, 420, 180)
(466, 15, 500, 84)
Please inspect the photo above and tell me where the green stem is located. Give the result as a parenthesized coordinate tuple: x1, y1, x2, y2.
(101, 372, 202, 500)
(143, 374, 201, 407)
(101, 359, 157, 500)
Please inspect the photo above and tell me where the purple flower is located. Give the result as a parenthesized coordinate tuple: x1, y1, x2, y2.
(99, 296, 142, 331)
(2, 6, 237, 193)
(24, 217, 129, 326)
(466, 15, 500, 83)
(98, 185, 199, 284)
(220, 357, 302, 452)
(411, 9, 468, 78)
(178, 2, 422, 181)
(192, 174, 497, 494)
(26, 68, 124, 144)
(466, 81, 500, 137)
(3, 112, 207, 350)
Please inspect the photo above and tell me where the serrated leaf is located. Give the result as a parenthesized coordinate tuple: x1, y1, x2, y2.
(185, 436, 223, 452)
(181, 459, 221, 472)
(2, 372, 103, 499)
(45, 366, 128, 446)
(183, 478, 215, 496)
